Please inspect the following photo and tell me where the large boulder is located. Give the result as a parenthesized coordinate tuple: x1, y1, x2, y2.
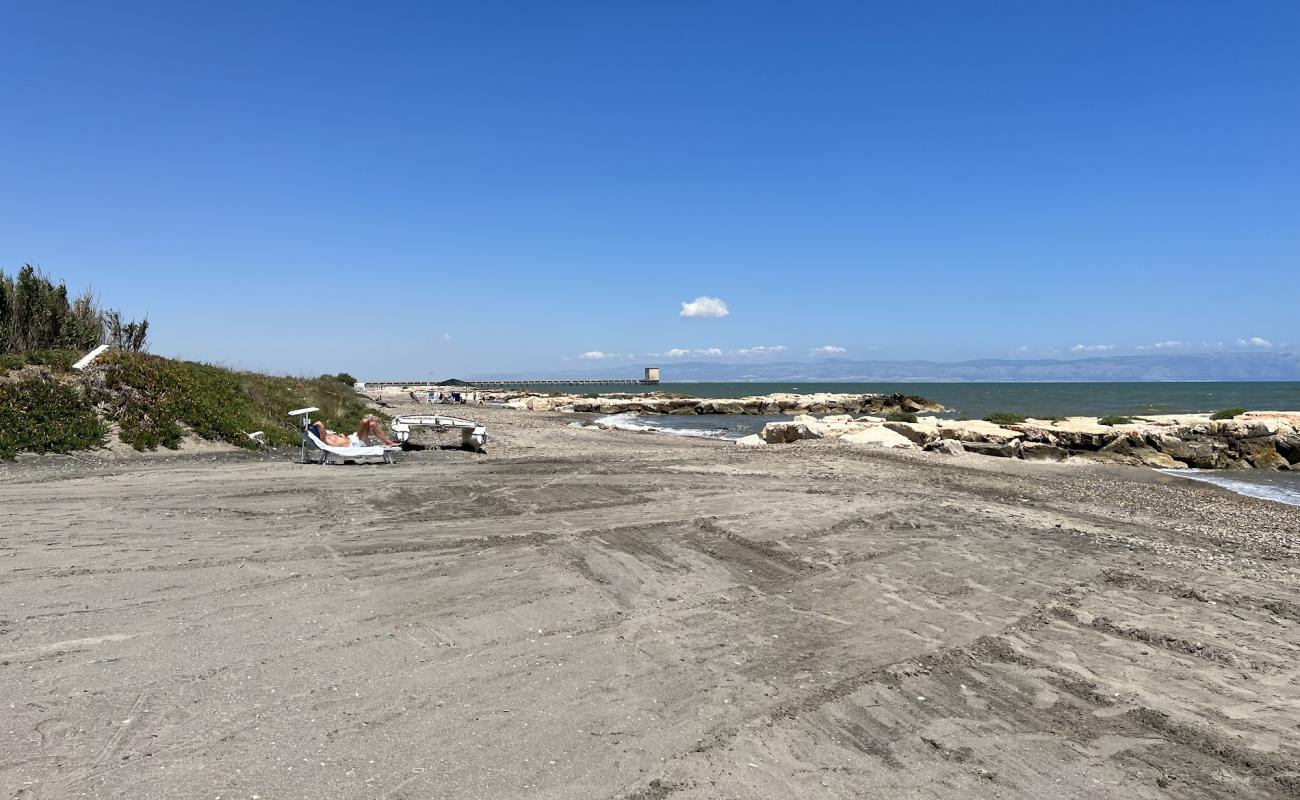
(712, 401, 747, 414)
(760, 421, 824, 444)
(924, 439, 966, 456)
(1218, 419, 1281, 440)
(841, 426, 916, 449)
(1127, 447, 1189, 469)
(884, 421, 938, 446)
(961, 440, 1022, 459)
(1071, 451, 1144, 467)
(735, 434, 766, 447)
(1276, 432, 1300, 465)
(1152, 436, 1232, 469)
(1021, 442, 1069, 462)
(938, 421, 1022, 444)
(1236, 439, 1290, 470)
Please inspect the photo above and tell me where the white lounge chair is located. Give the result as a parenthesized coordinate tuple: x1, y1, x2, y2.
(289, 407, 399, 465)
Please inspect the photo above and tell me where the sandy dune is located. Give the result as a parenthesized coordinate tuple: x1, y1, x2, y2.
(2, 403, 1298, 799)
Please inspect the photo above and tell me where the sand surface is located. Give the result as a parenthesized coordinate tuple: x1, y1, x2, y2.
(2, 401, 1299, 799)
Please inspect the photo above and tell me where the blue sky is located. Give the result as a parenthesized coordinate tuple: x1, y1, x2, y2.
(2, 1, 1297, 380)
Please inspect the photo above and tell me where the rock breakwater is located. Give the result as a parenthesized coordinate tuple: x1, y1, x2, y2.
(754, 411, 1300, 471)
(498, 391, 944, 416)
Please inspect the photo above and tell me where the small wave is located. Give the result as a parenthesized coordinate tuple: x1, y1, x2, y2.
(1158, 469, 1300, 507)
(594, 413, 740, 441)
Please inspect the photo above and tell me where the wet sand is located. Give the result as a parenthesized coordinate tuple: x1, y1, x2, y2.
(2, 401, 1298, 799)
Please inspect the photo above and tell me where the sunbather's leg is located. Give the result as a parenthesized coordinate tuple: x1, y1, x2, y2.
(357, 415, 399, 447)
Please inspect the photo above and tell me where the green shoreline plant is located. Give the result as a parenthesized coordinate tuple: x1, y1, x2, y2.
(0, 377, 107, 459)
(1210, 407, 1246, 420)
(93, 352, 379, 452)
(885, 411, 918, 423)
(983, 412, 1026, 426)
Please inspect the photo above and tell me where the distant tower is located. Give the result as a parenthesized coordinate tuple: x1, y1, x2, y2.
(644, 367, 661, 384)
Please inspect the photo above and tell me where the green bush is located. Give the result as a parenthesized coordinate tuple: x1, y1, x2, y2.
(0, 377, 107, 459)
(0, 349, 81, 373)
(334, 372, 357, 386)
(983, 412, 1026, 426)
(2, 264, 145, 355)
(885, 411, 918, 423)
(1210, 407, 1246, 420)
(1097, 415, 1133, 426)
(95, 352, 381, 451)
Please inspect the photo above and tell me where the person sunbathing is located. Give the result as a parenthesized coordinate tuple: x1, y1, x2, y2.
(307, 414, 400, 448)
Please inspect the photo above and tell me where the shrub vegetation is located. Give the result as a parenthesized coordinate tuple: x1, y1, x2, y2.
(1097, 415, 1133, 426)
(92, 352, 379, 451)
(885, 411, 918, 423)
(0, 377, 107, 459)
(1210, 407, 1246, 420)
(1, 264, 147, 355)
(983, 412, 1026, 425)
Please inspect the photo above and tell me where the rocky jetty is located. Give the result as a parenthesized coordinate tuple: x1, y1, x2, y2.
(754, 411, 1300, 471)
(497, 391, 944, 416)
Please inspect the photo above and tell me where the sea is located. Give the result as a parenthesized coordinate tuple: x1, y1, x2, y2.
(554, 381, 1300, 507)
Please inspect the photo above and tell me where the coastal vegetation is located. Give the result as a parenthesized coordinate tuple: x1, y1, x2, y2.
(1097, 415, 1134, 426)
(93, 352, 378, 451)
(1, 264, 148, 355)
(1, 352, 378, 459)
(1210, 407, 1246, 420)
(0, 266, 377, 458)
(0, 376, 107, 459)
(885, 411, 919, 423)
(983, 412, 1026, 425)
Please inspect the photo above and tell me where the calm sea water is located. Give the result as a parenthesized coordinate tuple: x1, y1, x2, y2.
(574, 381, 1300, 506)
(540, 381, 1300, 419)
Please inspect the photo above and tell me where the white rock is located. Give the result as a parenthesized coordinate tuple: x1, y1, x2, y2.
(841, 426, 916, 449)
(735, 434, 766, 447)
(760, 422, 825, 444)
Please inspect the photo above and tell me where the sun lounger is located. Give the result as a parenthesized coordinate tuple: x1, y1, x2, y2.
(303, 429, 399, 465)
(289, 407, 399, 465)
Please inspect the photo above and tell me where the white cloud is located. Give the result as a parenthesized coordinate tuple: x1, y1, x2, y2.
(440, 333, 453, 343)
(736, 345, 787, 357)
(1136, 340, 1183, 351)
(578, 351, 610, 360)
(679, 296, 730, 319)
(810, 345, 846, 355)
(1015, 345, 1061, 355)
(1236, 337, 1273, 348)
(1070, 344, 1115, 353)
(659, 347, 725, 358)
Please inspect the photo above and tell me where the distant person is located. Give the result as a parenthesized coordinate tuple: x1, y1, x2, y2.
(306, 415, 400, 448)
(409, 391, 419, 403)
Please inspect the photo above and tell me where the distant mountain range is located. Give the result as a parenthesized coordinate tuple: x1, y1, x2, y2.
(476, 353, 1300, 382)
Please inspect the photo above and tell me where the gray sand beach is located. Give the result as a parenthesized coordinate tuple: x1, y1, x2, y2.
(2, 401, 1298, 799)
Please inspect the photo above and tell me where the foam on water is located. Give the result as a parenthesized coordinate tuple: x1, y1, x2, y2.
(594, 413, 742, 440)
(1157, 469, 1300, 507)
